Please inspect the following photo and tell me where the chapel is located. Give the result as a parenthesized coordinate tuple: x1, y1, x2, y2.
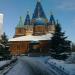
(9, 0, 57, 56)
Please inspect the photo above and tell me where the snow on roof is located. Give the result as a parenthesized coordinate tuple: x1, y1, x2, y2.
(9, 33, 52, 42)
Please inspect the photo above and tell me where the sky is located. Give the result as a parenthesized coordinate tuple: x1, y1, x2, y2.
(0, 0, 75, 42)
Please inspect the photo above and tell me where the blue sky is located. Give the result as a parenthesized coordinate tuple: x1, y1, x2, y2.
(0, 0, 75, 42)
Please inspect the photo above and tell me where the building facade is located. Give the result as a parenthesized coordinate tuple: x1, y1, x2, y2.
(9, 1, 57, 56)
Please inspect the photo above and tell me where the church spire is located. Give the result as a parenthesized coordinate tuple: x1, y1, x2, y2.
(24, 11, 30, 25)
(49, 12, 55, 25)
(32, 0, 46, 19)
(16, 16, 24, 28)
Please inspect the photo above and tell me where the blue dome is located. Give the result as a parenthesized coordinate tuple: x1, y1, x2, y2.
(34, 18, 46, 25)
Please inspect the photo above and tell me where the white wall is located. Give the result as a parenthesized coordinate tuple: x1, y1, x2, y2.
(0, 13, 3, 39)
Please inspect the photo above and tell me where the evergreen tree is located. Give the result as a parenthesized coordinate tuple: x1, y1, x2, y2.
(1, 32, 8, 45)
(0, 32, 11, 59)
(51, 21, 71, 59)
(72, 43, 75, 52)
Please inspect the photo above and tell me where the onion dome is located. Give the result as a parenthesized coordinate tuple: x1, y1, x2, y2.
(34, 18, 46, 25)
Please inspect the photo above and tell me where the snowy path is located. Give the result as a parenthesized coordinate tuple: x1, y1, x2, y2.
(6, 56, 57, 75)
(4, 56, 70, 75)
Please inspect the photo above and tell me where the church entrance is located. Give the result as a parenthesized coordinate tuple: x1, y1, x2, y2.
(28, 41, 40, 53)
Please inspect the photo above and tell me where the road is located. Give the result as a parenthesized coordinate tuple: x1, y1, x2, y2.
(5, 56, 57, 75)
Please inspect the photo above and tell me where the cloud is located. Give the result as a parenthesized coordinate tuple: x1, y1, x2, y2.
(57, 0, 75, 11)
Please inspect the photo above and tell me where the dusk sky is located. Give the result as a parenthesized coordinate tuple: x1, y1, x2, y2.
(0, 0, 75, 42)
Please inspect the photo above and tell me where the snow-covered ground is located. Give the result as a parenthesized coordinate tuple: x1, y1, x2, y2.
(66, 52, 75, 64)
(0, 60, 11, 67)
(6, 56, 71, 75)
(6, 56, 55, 75)
(1, 55, 75, 75)
(48, 58, 75, 75)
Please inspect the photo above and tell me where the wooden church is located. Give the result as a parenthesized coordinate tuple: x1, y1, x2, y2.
(9, 0, 57, 56)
